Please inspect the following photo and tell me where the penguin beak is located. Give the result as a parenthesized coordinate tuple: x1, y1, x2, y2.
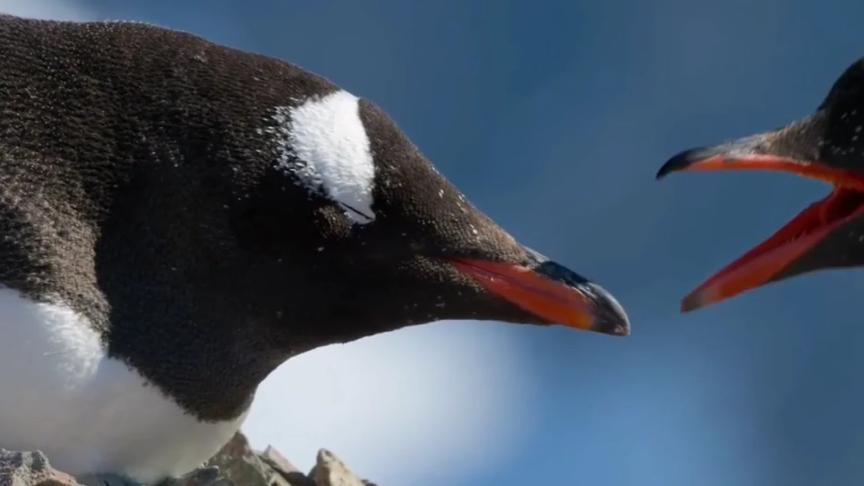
(449, 258, 630, 336)
(657, 116, 864, 311)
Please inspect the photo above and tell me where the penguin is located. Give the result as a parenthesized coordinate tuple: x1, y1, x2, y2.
(658, 58, 864, 311)
(0, 14, 629, 483)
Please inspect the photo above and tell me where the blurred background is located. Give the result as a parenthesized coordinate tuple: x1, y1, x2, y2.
(6, 0, 864, 484)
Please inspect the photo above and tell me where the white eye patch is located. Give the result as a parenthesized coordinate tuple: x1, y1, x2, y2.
(269, 90, 376, 224)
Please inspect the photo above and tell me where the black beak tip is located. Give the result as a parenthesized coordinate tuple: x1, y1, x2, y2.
(594, 319, 631, 336)
(531, 260, 631, 337)
(585, 282, 631, 337)
(656, 146, 716, 180)
(592, 312, 631, 337)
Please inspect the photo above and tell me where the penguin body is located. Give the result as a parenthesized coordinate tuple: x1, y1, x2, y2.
(0, 15, 628, 482)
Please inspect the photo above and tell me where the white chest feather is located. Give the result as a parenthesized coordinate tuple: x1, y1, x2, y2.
(0, 288, 246, 483)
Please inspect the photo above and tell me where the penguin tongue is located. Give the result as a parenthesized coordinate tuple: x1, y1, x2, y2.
(449, 258, 629, 336)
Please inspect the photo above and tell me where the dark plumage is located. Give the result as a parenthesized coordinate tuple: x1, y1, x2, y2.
(0, 14, 628, 482)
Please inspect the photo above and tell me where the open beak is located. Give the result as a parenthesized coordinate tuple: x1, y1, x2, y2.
(657, 115, 864, 311)
(449, 258, 630, 336)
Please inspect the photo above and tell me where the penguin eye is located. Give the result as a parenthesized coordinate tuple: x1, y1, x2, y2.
(335, 202, 374, 223)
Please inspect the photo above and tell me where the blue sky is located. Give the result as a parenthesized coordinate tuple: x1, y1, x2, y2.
(9, 0, 864, 484)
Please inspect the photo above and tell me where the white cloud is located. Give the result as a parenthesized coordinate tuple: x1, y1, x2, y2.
(243, 322, 538, 485)
(1, 0, 96, 21)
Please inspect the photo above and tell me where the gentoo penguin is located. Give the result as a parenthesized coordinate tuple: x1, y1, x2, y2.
(0, 14, 629, 483)
(658, 58, 864, 311)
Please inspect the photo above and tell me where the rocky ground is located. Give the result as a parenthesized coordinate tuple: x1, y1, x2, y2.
(0, 433, 377, 486)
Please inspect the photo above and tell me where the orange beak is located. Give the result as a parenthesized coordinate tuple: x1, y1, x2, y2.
(450, 258, 629, 336)
(658, 143, 864, 312)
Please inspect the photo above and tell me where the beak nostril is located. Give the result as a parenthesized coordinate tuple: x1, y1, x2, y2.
(532, 260, 591, 287)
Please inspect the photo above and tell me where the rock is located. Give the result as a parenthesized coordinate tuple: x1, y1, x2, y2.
(0, 450, 78, 486)
(0, 433, 377, 486)
(260, 447, 300, 477)
(167, 467, 228, 486)
(196, 433, 272, 486)
(259, 447, 314, 486)
(308, 450, 370, 486)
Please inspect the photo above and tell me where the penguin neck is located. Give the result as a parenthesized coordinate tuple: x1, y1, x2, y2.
(94, 240, 414, 421)
(104, 288, 287, 421)
(103, 278, 419, 421)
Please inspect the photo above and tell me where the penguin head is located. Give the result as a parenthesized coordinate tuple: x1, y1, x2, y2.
(233, 90, 629, 352)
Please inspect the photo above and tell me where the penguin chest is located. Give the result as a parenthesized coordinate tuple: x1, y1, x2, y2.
(0, 288, 246, 482)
